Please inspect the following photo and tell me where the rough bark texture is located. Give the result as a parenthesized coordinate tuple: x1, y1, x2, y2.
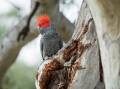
(0, 0, 74, 87)
(70, 1, 100, 89)
(85, 0, 120, 89)
(36, 17, 95, 89)
(35, 4, 100, 88)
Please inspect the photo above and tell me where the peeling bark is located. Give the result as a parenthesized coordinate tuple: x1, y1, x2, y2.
(0, 0, 74, 87)
(70, 1, 100, 89)
(35, 16, 98, 89)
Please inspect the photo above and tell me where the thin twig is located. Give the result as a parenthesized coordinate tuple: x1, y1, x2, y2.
(17, 1, 40, 41)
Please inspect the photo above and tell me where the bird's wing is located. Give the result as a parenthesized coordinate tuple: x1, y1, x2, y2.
(58, 34, 63, 49)
(59, 39, 63, 49)
(40, 38, 44, 60)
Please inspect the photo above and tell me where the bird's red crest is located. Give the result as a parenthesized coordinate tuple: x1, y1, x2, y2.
(36, 15, 51, 28)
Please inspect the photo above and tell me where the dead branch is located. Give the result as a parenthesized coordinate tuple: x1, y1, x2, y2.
(36, 18, 95, 89)
(17, 1, 40, 41)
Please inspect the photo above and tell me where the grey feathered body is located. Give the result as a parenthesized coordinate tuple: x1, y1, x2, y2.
(40, 26, 63, 60)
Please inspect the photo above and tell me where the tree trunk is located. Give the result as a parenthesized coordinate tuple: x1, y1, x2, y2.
(35, 1, 101, 89)
(70, 1, 100, 89)
(86, 0, 120, 89)
(0, 16, 39, 86)
(35, 0, 120, 88)
(0, 0, 74, 87)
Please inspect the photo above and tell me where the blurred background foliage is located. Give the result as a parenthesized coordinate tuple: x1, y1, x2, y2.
(0, 7, 19, 39)
(0, 25, 7, 38)
(0, 0, 81, 89)
(0, 3, 37, 89)
(2, 62, 37, 89)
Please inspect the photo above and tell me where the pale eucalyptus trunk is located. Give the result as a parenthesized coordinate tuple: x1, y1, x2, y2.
(35, 1, 101, 89)
(0, 16, 39, 86)
(69, 1, 100, 89)
(86, 0, 120, 89)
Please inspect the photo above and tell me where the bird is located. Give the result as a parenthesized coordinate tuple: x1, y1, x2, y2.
(36, 15, 63, 60)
